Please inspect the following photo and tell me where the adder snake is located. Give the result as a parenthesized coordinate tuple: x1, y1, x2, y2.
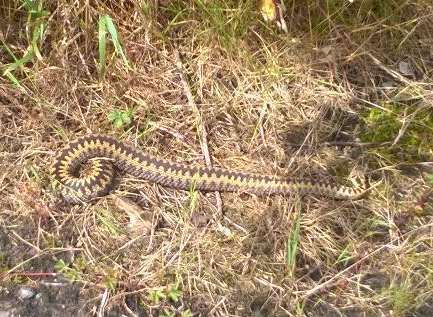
(51, 134, 368, 204)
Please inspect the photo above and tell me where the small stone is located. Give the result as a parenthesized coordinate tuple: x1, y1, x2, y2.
(382, 81, 396, 88)
(16, 287, 35, 300)
(398, 61, 415, 77)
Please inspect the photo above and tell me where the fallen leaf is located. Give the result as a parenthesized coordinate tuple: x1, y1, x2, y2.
(259, 0, 288, 33)
(113, 197, 153, 236)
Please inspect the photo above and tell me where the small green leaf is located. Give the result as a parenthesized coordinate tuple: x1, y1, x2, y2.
(3, 70, 22, 88)
(141, 1, 152, 15)
(159, 311, 175, 317)
(103, 274, 117, 291)
(166, 286, 182, 302)
(335, 244, 354, 266)
(3, 49, 35, 73)
(148, 289, 166, 304)
(180, 309, 193, 317)
(107, 109, 133, 129)
(54, 259, 68, 272)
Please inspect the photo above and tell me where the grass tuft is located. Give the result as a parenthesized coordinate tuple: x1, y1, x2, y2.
(1, 0, 48, 87)
(286, 213, 301, 277)
(98, 14, 131, 78)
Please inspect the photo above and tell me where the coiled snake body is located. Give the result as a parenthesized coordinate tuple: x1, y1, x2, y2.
(51, 134, 368, 204)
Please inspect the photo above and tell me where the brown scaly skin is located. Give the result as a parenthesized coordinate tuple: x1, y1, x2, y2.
(51, 134, 368, 204)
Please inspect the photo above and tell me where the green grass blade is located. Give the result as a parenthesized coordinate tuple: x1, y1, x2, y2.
(1, 40, 19, 62)
(98, 15, 131, 78)
(31, 22, 43, 60)
(335, 244, 355, 266)
(98, 16, 107, 78)
(1, 0, 48, 86)
(3, 48, 34, 73)
(286, 214, 301, 276)
(103, 15, 130, 70)
(2, 48, 34, 87)
(3, 70, 22, 88)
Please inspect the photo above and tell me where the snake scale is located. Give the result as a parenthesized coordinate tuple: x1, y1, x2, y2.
(51, 134, 368, 204)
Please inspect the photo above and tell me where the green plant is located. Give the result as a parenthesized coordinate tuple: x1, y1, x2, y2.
(195, 0, 254, 49)
(162, 0, 254, 51)
(98, 14, 131, 78)
(166, 285, 182, 302)
(180, 310, 193, 317)
(96, 209, 123, 236)
(286, 214, 301, 276)
(159, 308, 192, 317)
(102, 269, 118, 291)
(384, 283, 416, 315)
(335, 244, 355, 267)
(0, 252, 8, 272)
(360, 104, 433, 163)
(1, 0, 49, 87)
(159, 311, 175, 317)
(108, 109, 134, 129)
(188, 174, 200, 214)
(426, 174, 433, 187)
(54, 259, 82, 282)
(148, 288, 166, 305)
(140, 0, 152, 16)
(148, 283, 183, 305)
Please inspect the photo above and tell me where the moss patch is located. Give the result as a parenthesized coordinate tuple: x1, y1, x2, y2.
(360, 103, 433, 163)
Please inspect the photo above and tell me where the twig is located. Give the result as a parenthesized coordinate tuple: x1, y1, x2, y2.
(97, 289, 109, 317)
(8, 272, 58, 278)
(352, 96, 392, 112)
(1, 252, 48, 281)
(392, 105, 426, 146)
(122, 300, 139, 317)
(284, 141, 391, 149)
(173, 50, 223, 215)
(11, 230, 41, 252)
(366, 53, 413, 86)
(149, 122, 185, 140)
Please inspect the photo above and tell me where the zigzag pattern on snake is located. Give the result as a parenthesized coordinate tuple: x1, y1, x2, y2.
(51, 134, 368, 204)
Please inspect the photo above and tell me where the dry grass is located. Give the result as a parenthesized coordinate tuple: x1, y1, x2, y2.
(1, 0, 433, 316)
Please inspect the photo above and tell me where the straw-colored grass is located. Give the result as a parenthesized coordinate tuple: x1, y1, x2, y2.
(1, 0, 433, 316)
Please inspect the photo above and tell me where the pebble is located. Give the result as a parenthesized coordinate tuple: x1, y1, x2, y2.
(16, 287, 35, 300)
